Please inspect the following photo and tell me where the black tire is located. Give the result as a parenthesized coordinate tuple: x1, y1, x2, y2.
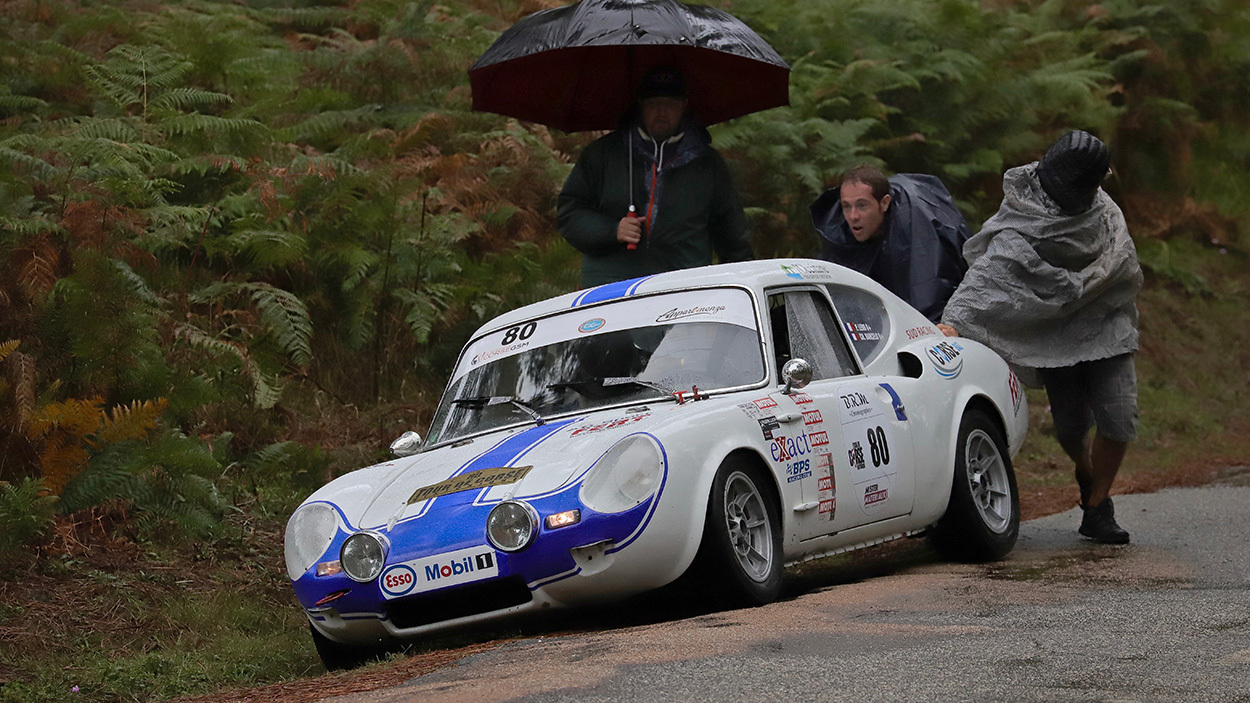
(690, 455, 783, 607)
(310, 623, 388, 671)
(930, 408, 1019, 562)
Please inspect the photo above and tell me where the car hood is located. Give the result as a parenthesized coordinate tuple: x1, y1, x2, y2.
(317, 411, 664, 531)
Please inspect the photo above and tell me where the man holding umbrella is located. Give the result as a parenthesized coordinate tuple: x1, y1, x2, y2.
(468, 0, 790, 289)
(557, 66, 752, 287)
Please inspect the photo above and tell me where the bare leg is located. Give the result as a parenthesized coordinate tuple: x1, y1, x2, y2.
(1087, 435, 1127, 507)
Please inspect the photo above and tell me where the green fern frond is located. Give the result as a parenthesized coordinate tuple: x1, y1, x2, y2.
(160, 114, 268, 138)
(149, 87, 233, 112)
(244, 282, 313, 366)
(111, 260, 163, 307)
(0, 214, 67, 238)
(231, 228, 309, 268)
(0, 92, 47, 116)
(72, 117, 142, 142)
(276, 107, 381, 143)
(0, 147, 58, 180)
(174, 322, 285, 409)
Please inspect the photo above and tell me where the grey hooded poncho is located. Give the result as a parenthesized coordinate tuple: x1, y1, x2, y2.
(941, 164, 1142, 380)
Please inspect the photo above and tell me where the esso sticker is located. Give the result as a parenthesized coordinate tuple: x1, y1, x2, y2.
(380, 564, 417, 597)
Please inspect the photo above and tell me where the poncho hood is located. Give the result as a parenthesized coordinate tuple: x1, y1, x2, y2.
(941, 164, 1142, 375)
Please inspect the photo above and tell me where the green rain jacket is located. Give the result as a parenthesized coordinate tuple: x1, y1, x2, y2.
(558, 122, 752, 288)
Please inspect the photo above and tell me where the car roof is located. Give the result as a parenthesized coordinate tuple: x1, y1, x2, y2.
(474, 258, 889, 336)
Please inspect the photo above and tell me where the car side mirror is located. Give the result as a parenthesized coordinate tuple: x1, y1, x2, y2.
(781, 358, 812, 395)
(389, 430, 423, 457)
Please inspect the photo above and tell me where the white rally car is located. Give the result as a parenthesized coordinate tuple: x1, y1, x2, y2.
(285, 259, 1027, 668)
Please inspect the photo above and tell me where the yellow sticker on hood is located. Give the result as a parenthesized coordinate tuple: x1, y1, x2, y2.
(407, 465, 533, 505)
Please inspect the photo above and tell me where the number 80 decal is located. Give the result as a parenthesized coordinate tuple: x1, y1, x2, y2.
(501, 322, 536, 345)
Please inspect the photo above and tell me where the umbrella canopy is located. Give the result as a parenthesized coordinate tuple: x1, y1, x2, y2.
(469, 0, 790, 132)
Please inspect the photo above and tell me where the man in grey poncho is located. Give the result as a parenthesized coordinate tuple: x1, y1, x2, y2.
(938, 131, 1142, 544)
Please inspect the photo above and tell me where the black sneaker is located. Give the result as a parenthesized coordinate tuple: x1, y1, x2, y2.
(1079, 498, 1130, 544)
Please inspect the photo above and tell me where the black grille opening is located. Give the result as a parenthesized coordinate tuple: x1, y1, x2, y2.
(387, 576, 533, 629)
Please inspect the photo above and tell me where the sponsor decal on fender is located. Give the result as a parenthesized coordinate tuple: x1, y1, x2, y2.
(753, 397, 779, 410)
(770, 433, 812, 462)
(407, 465, 533, 505)
(809, 430, 830, 447)
(926, 340, 965, 378)
(1009, 369, 1023, 413)
(803, 409, 824, 425)
(380, 546, 498, 599)
(789, 393, 814, 405)
(905, 325, 937, 340)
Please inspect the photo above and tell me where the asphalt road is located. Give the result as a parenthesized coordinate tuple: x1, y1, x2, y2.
(325, 470, 1250, 703)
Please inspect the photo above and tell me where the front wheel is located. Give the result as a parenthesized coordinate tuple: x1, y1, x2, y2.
(310, 624, 389, 671)
(930, 409, 1019, 562)
(691, 455, 783, 607)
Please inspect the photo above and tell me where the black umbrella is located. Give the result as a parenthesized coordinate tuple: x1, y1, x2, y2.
(469, 0, 790, 133)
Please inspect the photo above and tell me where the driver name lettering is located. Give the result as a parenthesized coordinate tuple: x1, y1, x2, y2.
(864, 484, 888, 505)
(654, 305, 727, 323)
(407, 465, 533, 505)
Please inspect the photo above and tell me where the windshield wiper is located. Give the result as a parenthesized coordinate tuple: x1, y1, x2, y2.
(548, 376, 675, 400)
(452, 395, 545, 425)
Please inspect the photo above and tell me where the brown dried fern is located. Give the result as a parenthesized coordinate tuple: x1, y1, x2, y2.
(94, 398, 168, 446)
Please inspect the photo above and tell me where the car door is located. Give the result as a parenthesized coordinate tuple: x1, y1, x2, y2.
(764, 287, 915, 543)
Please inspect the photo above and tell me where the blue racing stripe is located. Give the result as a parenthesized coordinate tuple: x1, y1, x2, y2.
(571, 275, 655, 307)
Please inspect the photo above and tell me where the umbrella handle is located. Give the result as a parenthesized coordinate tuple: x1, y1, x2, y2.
(626, 206, 639, 250)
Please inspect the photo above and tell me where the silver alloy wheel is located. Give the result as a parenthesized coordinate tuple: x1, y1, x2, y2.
(723, 471, 773, 582)
(963, 428, 1012, 533)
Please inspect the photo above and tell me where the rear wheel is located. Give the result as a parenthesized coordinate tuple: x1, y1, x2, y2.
(930, 409, 1019, 562)
(692, 455, 783, 607)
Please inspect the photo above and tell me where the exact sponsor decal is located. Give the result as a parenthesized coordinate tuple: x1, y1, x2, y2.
(770, 433, 812, 462)
(655, 305, 727, 323)
(780, 262, 833, 280)
(843, 321, 883, 342)
(569, 414, 649, 437)
(407, 465, 533, 505)
(380, 546, 499, 599)
(803, 409, 824, 426)
(578, 318, 606, 333)
(905, 325, 937, 340)
(926, 340, 965, 378)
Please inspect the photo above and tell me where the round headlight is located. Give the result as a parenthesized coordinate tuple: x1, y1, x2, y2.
(284, 503, 339, 581)
(579, 435, 664, 514)
(486, 500, 538, 552)
(340, 531, 389, 583)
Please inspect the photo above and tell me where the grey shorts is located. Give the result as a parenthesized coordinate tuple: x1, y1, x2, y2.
(1039, 353, 1139, 447)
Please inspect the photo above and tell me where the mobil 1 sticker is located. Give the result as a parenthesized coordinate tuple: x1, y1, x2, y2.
(379, 545, 499, 600)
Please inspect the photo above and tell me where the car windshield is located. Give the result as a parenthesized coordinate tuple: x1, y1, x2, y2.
(426, 288, 765, 445)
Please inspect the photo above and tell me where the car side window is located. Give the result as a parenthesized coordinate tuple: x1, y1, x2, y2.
(824, 284, 891, 364)
(768, 289, 859, 382)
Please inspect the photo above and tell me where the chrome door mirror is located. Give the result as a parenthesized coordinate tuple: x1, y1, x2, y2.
(781, 358, 812, 395)
(389, 430, 423, 457)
